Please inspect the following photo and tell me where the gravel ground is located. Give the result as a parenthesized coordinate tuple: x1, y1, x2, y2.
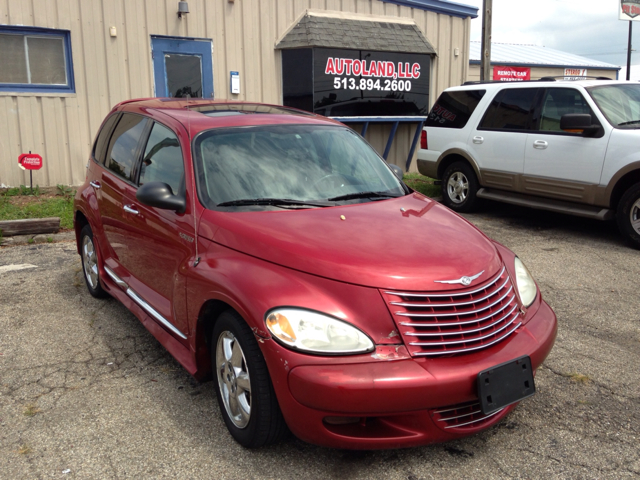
(0, 201, 638, 479)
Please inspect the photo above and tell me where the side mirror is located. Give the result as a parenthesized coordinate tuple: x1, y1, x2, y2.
(388, 163, 404, 181)
(136, 182, 186, 213)
(560, 114, 601, 136)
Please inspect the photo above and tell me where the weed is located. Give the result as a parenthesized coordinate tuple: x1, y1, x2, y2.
(17, 444, 31, 455)
(47, 237, 53, 243)
(23, 404, 40, 417)
(27, 238, 34, 244)
(56, 184, 75, 199)
(18, 185, 40, 196)
(569, 373, 591, 384)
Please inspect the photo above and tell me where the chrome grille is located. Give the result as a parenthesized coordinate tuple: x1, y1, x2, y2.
(381, 267, 522, 356)
(432, 401, 505, 430)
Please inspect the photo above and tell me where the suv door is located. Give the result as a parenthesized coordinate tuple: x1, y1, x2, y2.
(523, 87, 609, 202)
(470, 88, 541, 191)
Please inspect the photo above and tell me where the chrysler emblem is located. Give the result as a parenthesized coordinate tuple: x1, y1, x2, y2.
(434, 270, 484, 286)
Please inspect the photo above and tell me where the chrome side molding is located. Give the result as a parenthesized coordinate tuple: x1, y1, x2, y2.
(104, 266, 187, 340)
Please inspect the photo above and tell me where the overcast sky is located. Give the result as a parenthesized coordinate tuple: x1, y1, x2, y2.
(462, 0, 639, 67)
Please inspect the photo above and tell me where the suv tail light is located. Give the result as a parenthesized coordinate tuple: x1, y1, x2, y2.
(420, 130, 428, 150)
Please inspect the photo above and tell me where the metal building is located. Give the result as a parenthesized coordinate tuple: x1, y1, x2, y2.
(0, 0, 478, 188)
(468, 41, 620, 82)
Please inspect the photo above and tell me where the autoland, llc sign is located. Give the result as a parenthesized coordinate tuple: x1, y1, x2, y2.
(282, 48, 431, 117)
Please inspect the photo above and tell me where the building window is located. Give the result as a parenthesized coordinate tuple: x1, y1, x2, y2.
(0, 26, 74, 94)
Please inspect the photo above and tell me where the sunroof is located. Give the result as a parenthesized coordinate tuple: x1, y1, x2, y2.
(188, 103, 313, 117)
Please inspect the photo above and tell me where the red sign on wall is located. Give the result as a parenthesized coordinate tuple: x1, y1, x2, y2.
(493, 66, 531, 82)
(18, 153, 43, 171)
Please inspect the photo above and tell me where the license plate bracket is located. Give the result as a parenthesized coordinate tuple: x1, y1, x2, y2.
(477, 356, 535, 415)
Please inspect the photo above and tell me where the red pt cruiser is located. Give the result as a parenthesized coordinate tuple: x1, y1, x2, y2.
(74, 99, 557, 449)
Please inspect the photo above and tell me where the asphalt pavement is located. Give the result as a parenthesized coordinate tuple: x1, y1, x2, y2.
(0, 201, 638, 479)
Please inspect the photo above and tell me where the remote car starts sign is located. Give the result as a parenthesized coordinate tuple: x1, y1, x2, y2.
(493, 66, 530, 82)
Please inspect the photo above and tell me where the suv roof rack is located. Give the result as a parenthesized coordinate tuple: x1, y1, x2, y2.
(462, 76, 613, 86)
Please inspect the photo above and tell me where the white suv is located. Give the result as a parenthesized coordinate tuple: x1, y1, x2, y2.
(417, 80, 640, 249)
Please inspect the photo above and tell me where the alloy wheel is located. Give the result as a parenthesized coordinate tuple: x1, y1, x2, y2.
(447, 172, 469, 204)
(82, 235, 99, 290)
(631, 198, 640, 235)
(216, 331, 252, 428)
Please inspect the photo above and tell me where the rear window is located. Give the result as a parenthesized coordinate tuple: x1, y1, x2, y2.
(479, 88, 540, 131)
(425, 90, 485, 129)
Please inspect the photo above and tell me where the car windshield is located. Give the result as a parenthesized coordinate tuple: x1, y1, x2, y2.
(192, 124, 405, 209)
(588, 84, 640, 128)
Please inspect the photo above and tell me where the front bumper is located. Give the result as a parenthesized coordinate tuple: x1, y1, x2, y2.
(260, 299, 557, 449)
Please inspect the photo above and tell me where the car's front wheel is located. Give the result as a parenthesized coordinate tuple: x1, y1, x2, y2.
(441, 161, 479, 212)
(616, 183, 640, 249)
(80, 224, 109, 298)
(212, 310, 287, 448)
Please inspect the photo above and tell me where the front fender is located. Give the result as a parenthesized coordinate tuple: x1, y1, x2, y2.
(186, 237, 401, 371)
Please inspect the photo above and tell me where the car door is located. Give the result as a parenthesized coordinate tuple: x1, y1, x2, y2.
(468, 87, 541, 191)
(95, 113, 150, 275)
(119, 121, 194, 336)
(523, 87, 609, 202)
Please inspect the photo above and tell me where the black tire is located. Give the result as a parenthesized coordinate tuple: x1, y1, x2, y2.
(441, 161, 480, 212)
(616, 183, 640, 249)
(212, 310, 287, 448)
(79, 224, 109, 298)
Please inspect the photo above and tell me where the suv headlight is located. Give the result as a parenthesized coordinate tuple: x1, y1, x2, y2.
(265, 309, 374, 354)
(514, 257, 537, 307)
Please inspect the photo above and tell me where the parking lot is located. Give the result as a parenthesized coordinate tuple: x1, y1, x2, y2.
(1, 202, 639, 479)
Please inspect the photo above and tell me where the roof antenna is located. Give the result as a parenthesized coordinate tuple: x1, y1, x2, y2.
(186, 94, 201, 267)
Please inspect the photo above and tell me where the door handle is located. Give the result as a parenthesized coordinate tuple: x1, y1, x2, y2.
(533, 140, 548, 149)
(90, 181, 101, 189)
(472, 136, 484, 144)
(123, 205, 139, 215)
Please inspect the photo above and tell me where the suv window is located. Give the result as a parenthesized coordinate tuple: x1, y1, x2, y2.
(425, 90, 485, 129)
(139, 123, 185, 195)
(479, 88, 540, 131)
(92, 114, 118, 165)
(105, 114, 148, 181)
(539, 88, 596, 132)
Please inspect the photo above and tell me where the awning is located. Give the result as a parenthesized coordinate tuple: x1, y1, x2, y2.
(275, 10, 437, 56)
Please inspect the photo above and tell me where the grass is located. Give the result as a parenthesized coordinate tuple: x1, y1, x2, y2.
(23, 403, 41, 417)
(403, 173, 440, 198)
(568, 373, 591, 384)
(17, 444, 32, 455)
(0, 188, 74, 230)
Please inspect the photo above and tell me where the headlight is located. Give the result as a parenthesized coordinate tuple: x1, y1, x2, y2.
(514, 257, 537, 307)
(265, 309, 374, 354)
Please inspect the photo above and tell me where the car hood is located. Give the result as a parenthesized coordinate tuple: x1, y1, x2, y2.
(201, 193, 502, 291)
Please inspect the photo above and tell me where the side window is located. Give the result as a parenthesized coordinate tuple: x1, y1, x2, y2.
(92, 114, 118, 165)
(425, 90, 486, 129)
(539, 88, 597, 132)
(139, 123, 185, 195)
(479, 88, 540, 131)
(105, 114, 148, 181)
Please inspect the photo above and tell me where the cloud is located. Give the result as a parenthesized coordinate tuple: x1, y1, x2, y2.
(465, 0, 638, 66)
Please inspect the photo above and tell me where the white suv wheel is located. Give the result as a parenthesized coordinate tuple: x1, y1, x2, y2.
(447, 172, 469, 204)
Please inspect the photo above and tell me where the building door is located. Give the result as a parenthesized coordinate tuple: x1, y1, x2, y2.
(151, 36, 213, 98)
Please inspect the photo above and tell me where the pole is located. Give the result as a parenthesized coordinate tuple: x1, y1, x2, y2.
(481, 0, 493, 82)
(29, 150, 33, 193)
(627, 21, 633, 81)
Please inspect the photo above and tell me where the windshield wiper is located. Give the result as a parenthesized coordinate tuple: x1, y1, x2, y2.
(217, 198, 333, 208)
(328, 191, 401, 202)
(618, 119, 640, 126)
